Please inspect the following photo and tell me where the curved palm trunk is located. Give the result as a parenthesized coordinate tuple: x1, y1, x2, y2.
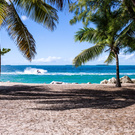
(115, 53, 121, 87)
(0, 48, 1, 76)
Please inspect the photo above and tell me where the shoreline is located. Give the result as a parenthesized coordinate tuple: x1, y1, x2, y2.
(1, 80, 135, 90)
(1, 75, 135, 85)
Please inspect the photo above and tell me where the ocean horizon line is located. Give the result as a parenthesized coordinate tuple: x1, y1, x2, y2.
(2, 64, 135, 66)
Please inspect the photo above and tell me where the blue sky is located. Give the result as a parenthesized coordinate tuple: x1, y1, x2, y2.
(1, 10, 135, 65)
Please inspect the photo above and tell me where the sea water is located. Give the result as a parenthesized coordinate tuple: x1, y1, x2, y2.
(1, 65, 135, 84)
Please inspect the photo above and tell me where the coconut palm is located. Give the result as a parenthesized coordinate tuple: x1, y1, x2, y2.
(0, 48, 10, 55)
(73, 8, 135, 87)
(0, 0, 71, 61)
(70, 0, 135, 26)
(123, 0, 135, 20)
(0, 0, 70, 76)
(0, 48, 11, 74)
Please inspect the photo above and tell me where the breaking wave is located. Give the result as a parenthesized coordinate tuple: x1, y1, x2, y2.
(1, 67, 135, 76)
(2, 67, 47, 75)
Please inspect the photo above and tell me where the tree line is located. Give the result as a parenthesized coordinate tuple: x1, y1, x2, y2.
(70, 0, 135, 87)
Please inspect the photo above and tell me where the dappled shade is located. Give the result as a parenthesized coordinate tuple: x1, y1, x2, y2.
(0, 85, 135, 111)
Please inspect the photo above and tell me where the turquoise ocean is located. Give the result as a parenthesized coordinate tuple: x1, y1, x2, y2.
(1, 65, 135, 84)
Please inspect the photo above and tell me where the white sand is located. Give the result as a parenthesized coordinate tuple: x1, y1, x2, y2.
(0, 82, 135, 135)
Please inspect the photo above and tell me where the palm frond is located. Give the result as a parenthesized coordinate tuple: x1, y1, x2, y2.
(115, 20, 135, 48)
(13, 0, 58, 30)
(104, 51, 115, 64)
(73, 44, 105, 67)
(69, 0, 121, 26)
(5, 2, 36, 61)
(75, 27, 105, 43)
(115, 21, 133, 41)
(46, 0, 71, 10)
(123, 0, 135, 20)
(0, 1, 7, 26)
(1, 48, 11, 55)
(122, 36, 135, 53)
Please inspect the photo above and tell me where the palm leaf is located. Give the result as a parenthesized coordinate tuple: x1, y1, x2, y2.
(13, 0, 58, 30)
(75, 27, 105, 43)
(46, 0, 71, 10)
(73, 44, 105, 67)
(115, 20, 135, 51)
(1, 48, 11, 55)
(115, 21, 134, 45)
(69, 0, 120, 26)
(5, 2, 36, 61)
(104, 51, 115, 64)
(0, 1, 7, 26)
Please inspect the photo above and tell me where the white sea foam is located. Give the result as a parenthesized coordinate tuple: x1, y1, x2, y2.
(23, 67, 47, 74)
(1, 68, 135, 76)
(2, 67, 47, 75)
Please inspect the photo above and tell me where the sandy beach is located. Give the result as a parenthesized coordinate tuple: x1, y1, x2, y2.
(0, 82, 135, 135)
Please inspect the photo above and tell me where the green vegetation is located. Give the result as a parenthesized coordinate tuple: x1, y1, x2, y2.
(70, 0, 135, 26)
(0, 48, 10, 55)
(70, 0, 135, 87)
(0, 0, 70, 61)
(0, 48, 11, 74)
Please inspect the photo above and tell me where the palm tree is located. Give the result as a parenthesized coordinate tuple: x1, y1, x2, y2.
(73, 8, 135, 87)
(70, 0, 135, 26)
(0, 0, 71, 61)
(0, 48, 11, 74)
(123, 0, 135, 20)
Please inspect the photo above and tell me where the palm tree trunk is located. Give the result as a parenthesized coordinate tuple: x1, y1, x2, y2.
(115, 53, 121, 87)
(0, 47, 1, 76)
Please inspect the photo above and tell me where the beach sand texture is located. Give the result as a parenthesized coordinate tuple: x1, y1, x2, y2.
(0, 82, 135, 135)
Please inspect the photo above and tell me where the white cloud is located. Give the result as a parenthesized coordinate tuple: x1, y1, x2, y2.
(33, 56, 61, 63)
(21, 16, 28, 21)
(119, 53, 134, 60)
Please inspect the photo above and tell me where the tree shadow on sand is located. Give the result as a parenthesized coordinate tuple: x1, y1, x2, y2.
(0, 85, 135, 110)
